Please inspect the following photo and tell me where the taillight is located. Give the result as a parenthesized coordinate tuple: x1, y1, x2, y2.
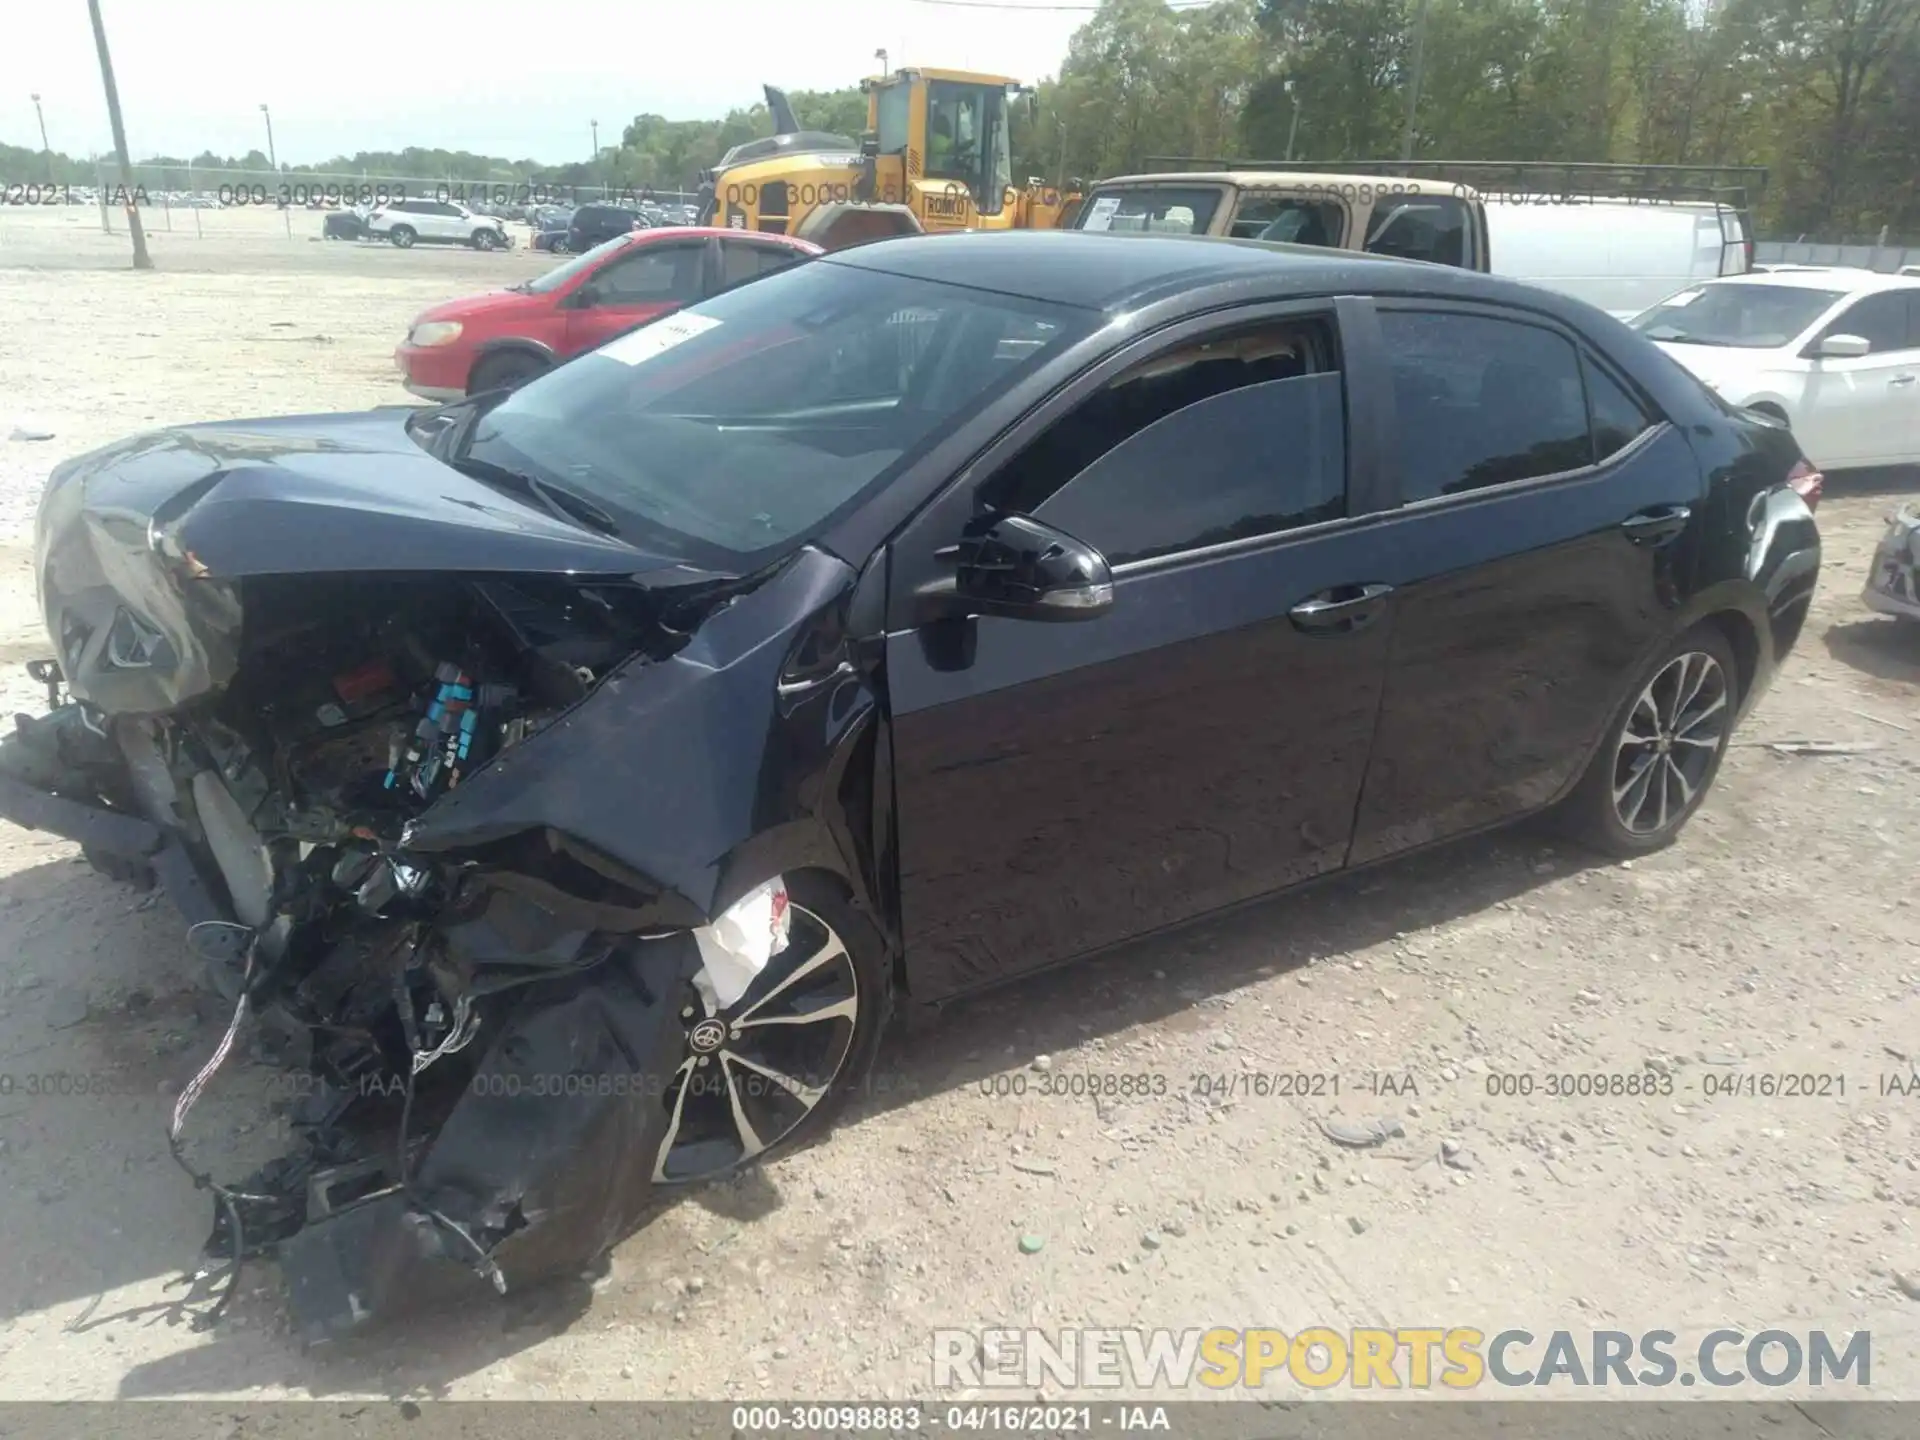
(1787, 457, 1823, 510)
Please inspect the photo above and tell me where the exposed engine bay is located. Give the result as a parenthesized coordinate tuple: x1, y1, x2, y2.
(0, 568, 769, 1340)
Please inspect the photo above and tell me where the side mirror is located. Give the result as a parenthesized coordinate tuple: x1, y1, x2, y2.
(1814, 332, 1871, 359)
(931, 514, 1113, 623)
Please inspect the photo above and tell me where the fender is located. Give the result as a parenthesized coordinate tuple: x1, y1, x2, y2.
(471, 335, 558, 367)
(399, 546, 887, 931)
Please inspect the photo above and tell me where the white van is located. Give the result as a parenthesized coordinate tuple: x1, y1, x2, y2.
(1484, 197, 1752, 318)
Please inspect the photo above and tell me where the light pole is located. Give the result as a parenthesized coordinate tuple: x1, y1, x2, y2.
(1283, 80, 1301, 163)
(86, 0, 151, 268)
(31, 93, 52, 182)
(875, 48, 889, 78)
(259, 102, 277, 172)
(1400, 0, 1432, 162)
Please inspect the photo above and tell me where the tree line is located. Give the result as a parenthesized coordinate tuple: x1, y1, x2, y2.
(8, 0, 1916, 239)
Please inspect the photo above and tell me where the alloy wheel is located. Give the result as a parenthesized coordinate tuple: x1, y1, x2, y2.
(653, 902, 860, 1184)
(1610, 650, 1729, 836)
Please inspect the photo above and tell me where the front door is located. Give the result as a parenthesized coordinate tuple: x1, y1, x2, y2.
(885, 308, 1395, 1001)
(563, 239, 707, 354)
(1347, 301, 1704, 862)
(1797, 290, 1920, 467)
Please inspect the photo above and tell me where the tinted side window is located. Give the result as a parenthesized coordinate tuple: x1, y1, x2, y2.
(593, 244, 701, 302)
(1364, 197, 1471, 267)
(1229, 195, 1345, 246)
(720, 240, 804, 288)
(1820, 292, 1914, 353)
(1584, 357, 1656, 461)
(989, 321, 1346, 566)
(1380, 311, 1590, 500)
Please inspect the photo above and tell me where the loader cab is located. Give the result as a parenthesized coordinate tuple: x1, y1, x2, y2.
(866, 68, 1019, 224)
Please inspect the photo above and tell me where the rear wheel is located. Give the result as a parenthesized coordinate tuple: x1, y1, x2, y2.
(389, 225, 416, 248)
(1560, 625, 1738, 857)
(652, 873, 890, 1185)
(468, 350, 549, 395)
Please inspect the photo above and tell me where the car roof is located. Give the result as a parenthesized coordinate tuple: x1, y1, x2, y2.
(1092, 170, 1484, 199)
(1699, 269, 1920, 295)
(616, 225, 819, 251)
(823, 228, 1519, 314)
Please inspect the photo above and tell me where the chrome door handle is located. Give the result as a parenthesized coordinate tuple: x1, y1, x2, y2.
(1288, 583, 1394, 635)
(1892, 374, 1917, 387)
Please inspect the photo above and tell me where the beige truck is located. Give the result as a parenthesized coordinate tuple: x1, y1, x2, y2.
(1067, 169, 1491, 270)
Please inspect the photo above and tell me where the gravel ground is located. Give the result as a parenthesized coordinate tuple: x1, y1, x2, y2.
(1, 206, 1919, 1402)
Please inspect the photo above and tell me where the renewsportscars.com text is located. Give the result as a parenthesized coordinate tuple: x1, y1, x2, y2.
(932, 1326, 1871, 1390)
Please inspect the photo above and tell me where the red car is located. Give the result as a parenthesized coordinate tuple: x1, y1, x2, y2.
(394, 227, 821, 400)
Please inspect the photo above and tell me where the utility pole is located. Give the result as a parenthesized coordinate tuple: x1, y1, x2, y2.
(1284, 80, 1301, 164)
(259, 102, 277, 171)
(590, 119, 601, 199)
(1400, 0, 1432, 163)
(87, 0, 151, 269)
(31, 93, 52, 182)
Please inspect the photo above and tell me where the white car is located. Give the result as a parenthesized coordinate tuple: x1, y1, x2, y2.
(1629, 270, 1920, 470)
(366, 197, 511, 251)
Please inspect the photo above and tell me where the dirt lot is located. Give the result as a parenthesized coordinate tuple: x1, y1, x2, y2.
(2, 205, 1919, 1403)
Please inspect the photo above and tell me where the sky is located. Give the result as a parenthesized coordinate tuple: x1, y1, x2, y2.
(6, 0, 1093, 166)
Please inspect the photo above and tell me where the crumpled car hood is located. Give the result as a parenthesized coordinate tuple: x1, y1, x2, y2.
(34, 409, 703, 714)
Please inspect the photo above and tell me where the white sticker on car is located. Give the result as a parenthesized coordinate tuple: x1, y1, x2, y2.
(600, 312, 722, 366)
(1081, 195, 1122, 232)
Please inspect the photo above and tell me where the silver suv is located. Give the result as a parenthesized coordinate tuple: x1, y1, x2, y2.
(367, 198, 511, 250)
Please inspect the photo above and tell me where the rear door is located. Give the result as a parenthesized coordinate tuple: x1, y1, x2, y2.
(563, 238, 706, 353)
(885, 302, 1397, 1000)
(1346, 301, 1701, 863)
(712, 236, 811, 296)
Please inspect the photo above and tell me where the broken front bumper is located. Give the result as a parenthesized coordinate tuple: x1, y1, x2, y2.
(1863, 503, 1920, 621)
(0, 699, 694, 1343)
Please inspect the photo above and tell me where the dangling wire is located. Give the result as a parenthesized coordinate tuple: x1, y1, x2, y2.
(165, 922, 279, 1330)
(390, 943, 506, 1295)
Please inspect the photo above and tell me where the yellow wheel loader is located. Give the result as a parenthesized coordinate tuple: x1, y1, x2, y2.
(696, 72, 1080, 251)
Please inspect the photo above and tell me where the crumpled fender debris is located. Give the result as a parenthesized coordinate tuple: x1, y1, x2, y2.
(281, 935, 697, 1342)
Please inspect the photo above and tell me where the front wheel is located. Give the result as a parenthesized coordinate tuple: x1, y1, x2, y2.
(652, 873, 891, 1186)
(388, 225, 416, 248)
(470, 228, 501, 250)
(1559, 624, 1738, 857)
(467, 350, 549, 395)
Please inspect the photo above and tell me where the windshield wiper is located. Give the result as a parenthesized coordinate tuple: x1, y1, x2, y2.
(446, 455, 621, 536)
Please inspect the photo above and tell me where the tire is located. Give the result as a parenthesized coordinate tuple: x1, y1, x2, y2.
(467, 350, 549, 395)
(1558, 623, 1739, 857)
(652, 870, 891, 1186)
(470, 228, 500, 250)
(389, 225, 416, 248)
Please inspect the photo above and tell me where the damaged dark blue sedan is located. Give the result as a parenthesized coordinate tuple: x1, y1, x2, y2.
(0, 231, 1820, 1337)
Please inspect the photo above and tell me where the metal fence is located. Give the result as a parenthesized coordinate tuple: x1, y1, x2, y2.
(3, 162, 701, 236)
(1753, 239, 1920, 273)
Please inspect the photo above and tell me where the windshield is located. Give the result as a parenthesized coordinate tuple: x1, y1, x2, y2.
(925, 80, 1012, 216)
(522, 235, 634, 294)
(461, 260, 1089, 568)
(1630, 283, 1844, 348)
(1075, 186, 1223, 235)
